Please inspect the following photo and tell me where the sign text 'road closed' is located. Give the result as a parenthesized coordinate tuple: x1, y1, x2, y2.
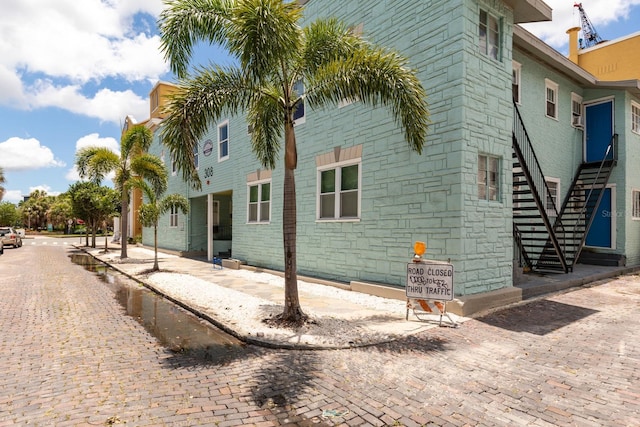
(406, 262, 454, 301)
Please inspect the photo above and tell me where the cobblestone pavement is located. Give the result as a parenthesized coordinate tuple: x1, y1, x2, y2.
(0, 243, 638, 426)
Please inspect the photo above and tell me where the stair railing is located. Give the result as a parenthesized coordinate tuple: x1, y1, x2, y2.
(566, 134, 617, 267)
(512, 101, 568, 272)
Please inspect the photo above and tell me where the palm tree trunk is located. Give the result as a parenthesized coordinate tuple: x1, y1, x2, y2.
(281, 123, 305, 323)
(153, 225, 159, 271)
(120, 194, 128, 259)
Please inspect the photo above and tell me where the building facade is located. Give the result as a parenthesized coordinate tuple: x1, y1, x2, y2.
(139, 0, 640, 315)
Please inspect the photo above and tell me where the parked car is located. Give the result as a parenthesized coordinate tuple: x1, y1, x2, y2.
(0, 227, 22, 248)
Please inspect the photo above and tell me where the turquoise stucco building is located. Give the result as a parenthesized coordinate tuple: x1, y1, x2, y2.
(139, 0, 640, 315)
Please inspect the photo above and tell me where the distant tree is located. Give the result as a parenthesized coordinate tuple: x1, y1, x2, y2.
(48, 194, 74, 232)
(0, 202, 18, 226)
(22, 190, 54, 231)
(76, 125, 159, 259)
(129, 155, 189, 271)
(0, 167, 5, 201)
(68, 182, 119, 248)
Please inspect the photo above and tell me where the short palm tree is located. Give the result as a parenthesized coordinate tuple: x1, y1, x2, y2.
(76, 124, 157, 259)
(0, 166, 5, 201)
(159, 0, 429, 324)
(129, 157, 189, 271)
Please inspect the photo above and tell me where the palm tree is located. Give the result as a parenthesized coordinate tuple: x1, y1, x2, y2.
(159, 0, 430, 324)
(0, 166, 5, 201)
(130, 158, 189, 271)
(76, 124, 156, 259)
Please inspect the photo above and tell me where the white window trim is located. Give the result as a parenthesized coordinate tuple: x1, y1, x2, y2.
(169, 205, 178, 228)
(478, 154, 500, 202)
(512, 61, 521, 105)
(479, 8, 501, 61)
(193, 143, 199, 170)
(316, 158, 362, 222)
(545, 177, 560, 218)
(545, 79, 559, 120)
(632, 101, 640, 135)
(571, 92, 583, 128)
(632, 188, 640, 220)
(218, 120, 230, 162)
(171, 155, 177, 176)
(247, 179, 272, 224)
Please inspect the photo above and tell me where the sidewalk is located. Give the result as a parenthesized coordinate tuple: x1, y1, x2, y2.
(81, 244, 462, 349)
(80, 243, 635, 350)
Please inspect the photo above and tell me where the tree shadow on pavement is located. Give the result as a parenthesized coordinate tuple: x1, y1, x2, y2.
(474, 299, 598, 335)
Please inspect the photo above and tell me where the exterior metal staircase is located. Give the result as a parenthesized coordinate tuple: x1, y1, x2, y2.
(543, 137, 616, 270)
(512, 101, 616, 274)
(512, 102, 567, 273)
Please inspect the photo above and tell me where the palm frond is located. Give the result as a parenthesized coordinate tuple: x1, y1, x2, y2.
(229, 0, 302, 81)
(159, 0, 233, 78)
(306, 46, 430, 154)
(121, 125, 154, 159)
(75, 146, 119, 184)
(160, 65, 251, 189)
(302, 17, 364, 74)
(159, 194, 190, 216)
(248, 85, 283, 169)
(131, 154, 168, 198)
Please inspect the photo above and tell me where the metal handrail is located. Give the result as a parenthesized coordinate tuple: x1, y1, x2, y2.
(513, 101, 568, 272)
(566, 134, 616, 265)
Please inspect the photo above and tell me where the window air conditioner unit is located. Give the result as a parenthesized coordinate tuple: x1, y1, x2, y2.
(572, 115, 584, 128)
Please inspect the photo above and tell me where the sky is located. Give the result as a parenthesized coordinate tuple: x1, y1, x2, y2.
(0, 0, 639, 204)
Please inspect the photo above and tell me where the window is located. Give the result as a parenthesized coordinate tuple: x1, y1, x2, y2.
(248, 181, 271, 223)
(632, 102, 640, 134)
(545, 79, 558, 119)
(193, 143, 199, 169)
(151, 89, 159, 112)
(479, 9, 500, 60)
(292, 80, 305, 126)
(171, 155, 177, 176)
(478, 154, 499, 201)
(545, 178, 560, 217)
(512, 61, 521, 104)
(633, 190, 640, 219)
(218, 120, 229, 161)
(318, 162, 360, 220)
(571, 93, 583, 128)
(169, 205, 178, 227)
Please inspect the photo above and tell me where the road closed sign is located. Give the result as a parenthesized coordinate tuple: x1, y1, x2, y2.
(406, 262, 454, 301)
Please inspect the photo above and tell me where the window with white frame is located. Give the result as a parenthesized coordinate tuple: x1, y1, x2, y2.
(478, 154, 499, 201)
(318, 162, 360, 220)
(293, 80, 305, 126)
(633, 189, 640, 219)
(193, 143, 199, 169)
(479, 9, 500, 60)
(545, 178, 560, 217)
(171, 155, 177, 176)
(169, 205, 178, 227)
(512, 61, 521, 104)
(632, 102, 640, 134)
(247, 181, 271, 223)
(545, 79, 558, 119)
(218, 120, 229, 161)
(571, 93, 583, 128)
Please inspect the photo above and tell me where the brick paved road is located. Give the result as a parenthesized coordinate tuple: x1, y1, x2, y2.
(0, 243, 638, 426)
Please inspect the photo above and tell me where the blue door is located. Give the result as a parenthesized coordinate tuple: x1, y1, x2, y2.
(585, 100, 614, 162)
(585, 187, 612, 248)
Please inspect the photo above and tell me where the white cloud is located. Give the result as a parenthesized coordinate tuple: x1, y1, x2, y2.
(26, 82, 149, 125)
(0, 0, 167, 122)
(75, 133, 120, 153)
(2, 190, 24, 203)
(0, 137, 65, 171)
(523, 0, 640, 49)
(28, 185, 61, 198)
